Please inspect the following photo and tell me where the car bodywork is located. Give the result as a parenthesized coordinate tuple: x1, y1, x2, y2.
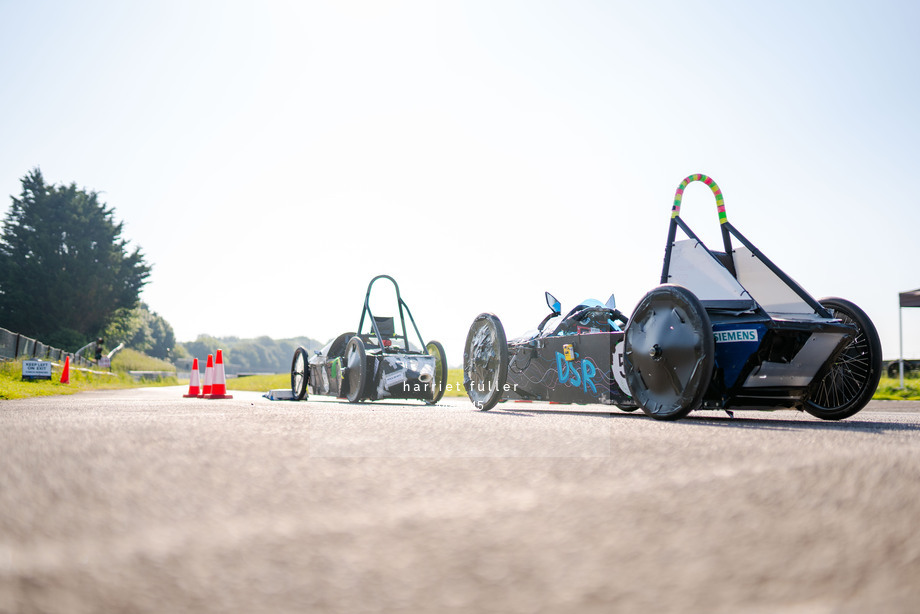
(464, 295, 635, 410)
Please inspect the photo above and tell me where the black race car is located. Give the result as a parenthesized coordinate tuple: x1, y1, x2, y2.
(291, 275, 448, 404)
(463, 174, 881, 421)
(463, 292, 635, 411)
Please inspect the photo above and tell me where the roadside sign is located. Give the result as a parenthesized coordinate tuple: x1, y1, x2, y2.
(22, 360, 53, 380)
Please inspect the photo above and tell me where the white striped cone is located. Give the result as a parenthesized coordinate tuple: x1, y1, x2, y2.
(183, 358, 201, 397)
(198, 354, 214, 398)
(205, 349, 233, 399)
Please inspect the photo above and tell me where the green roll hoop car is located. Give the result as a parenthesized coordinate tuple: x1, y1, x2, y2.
(290, 275, 448, 404)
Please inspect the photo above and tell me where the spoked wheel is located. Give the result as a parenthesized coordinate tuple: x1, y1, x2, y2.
(344, 337, 368, 403)
(624, 284, 715, 421)
(425, 340, 448, 405)
(463, 313, 508, 411)
(291, 346, 309, 400)
(804, 298, 882, 420)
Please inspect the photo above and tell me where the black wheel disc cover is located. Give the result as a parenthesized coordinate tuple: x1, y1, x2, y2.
(625, 285, 714, 420)
(344, 337, 367, 403)
(426, 340, 448, 405)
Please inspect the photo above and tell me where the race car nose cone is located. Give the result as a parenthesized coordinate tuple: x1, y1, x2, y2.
(650, 344, 663, 359)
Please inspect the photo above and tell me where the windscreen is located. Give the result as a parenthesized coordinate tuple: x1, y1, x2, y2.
(732, 246, 821, 319)
(666, 240, 752, 305)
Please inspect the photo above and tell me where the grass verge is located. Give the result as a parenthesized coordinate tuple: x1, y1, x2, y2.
(870, 376, 920, 400)
(1, 349, 178, 401)
(227, 373, 289, 392)
(1, 360, 174, 401)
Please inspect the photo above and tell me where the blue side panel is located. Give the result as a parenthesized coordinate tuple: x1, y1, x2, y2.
(712, 322, 768, 388)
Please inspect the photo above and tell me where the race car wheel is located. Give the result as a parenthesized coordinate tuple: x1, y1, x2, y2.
(887, 360, 912, 379)
(344, 336, 368, 403)
(291, 346, 309, 400)
(425, 340, 448, 405)
(464, 313, 508, 411)
(625, 284, 714, 421)
(803, 298, 882, 420)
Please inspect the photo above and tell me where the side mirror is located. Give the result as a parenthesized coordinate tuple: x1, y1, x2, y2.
(538, 292, 562, 333)
(605, 294, 616, 310)
(545, 291, 561, 316)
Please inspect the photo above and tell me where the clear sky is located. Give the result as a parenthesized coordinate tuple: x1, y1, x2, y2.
(2, 0, 919, 366)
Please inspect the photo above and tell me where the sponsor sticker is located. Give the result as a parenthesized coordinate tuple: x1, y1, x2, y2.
(562, 344, 575, 361)
(384, 369, 407, 389)
(714, 329, 759, 343)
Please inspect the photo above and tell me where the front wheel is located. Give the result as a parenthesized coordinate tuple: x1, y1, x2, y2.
(803, 298, 881, 420)
(344, 337, 368, 403)
(463, 313, 508, 411)
(624, 284, 715, 421)
(425, 340, 448, 405)
(291, 346, 309, 400)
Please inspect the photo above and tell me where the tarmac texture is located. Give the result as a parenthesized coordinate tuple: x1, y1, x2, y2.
(2, 389, 919, 613)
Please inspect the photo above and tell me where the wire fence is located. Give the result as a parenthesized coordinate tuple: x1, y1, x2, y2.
(0, 326, 94, 367)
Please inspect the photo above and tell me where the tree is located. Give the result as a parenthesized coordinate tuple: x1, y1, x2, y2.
(0, 168, 151, 348)
(102, 302, 176, 359)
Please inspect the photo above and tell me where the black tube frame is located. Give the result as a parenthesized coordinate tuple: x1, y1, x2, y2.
(660, 203, 832, 319)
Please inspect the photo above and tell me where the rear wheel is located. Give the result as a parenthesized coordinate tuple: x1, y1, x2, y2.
(463, 313, 508, 411)
(344, 337, 368, 403)
(291, 346, 309, 400)
(425, 340, 448, 405)
(624, 285, 714, 421)
(803, 298, 881, 420)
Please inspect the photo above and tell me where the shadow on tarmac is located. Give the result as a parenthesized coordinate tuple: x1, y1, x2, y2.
(483, 404, 920, 434)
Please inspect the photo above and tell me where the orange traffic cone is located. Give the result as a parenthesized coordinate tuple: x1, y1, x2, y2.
(205, 349, 233, 399)
(60, 355, 71, 384)
(183, 358, 201, 398)
(198, 354, 214, 398)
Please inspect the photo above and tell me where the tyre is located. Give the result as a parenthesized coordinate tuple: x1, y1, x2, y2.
(463, 313, 508, 411)
(624, 285, 715, 421)
(887, 360, 913, 379)
(425, 340, 448, 405)
(803, 298, 882, 420)
(344, 336, 368, 403)
(291, 346, 309, 400)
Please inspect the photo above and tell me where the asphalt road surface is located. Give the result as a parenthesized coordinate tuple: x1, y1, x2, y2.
(2, 388, 919, 613)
